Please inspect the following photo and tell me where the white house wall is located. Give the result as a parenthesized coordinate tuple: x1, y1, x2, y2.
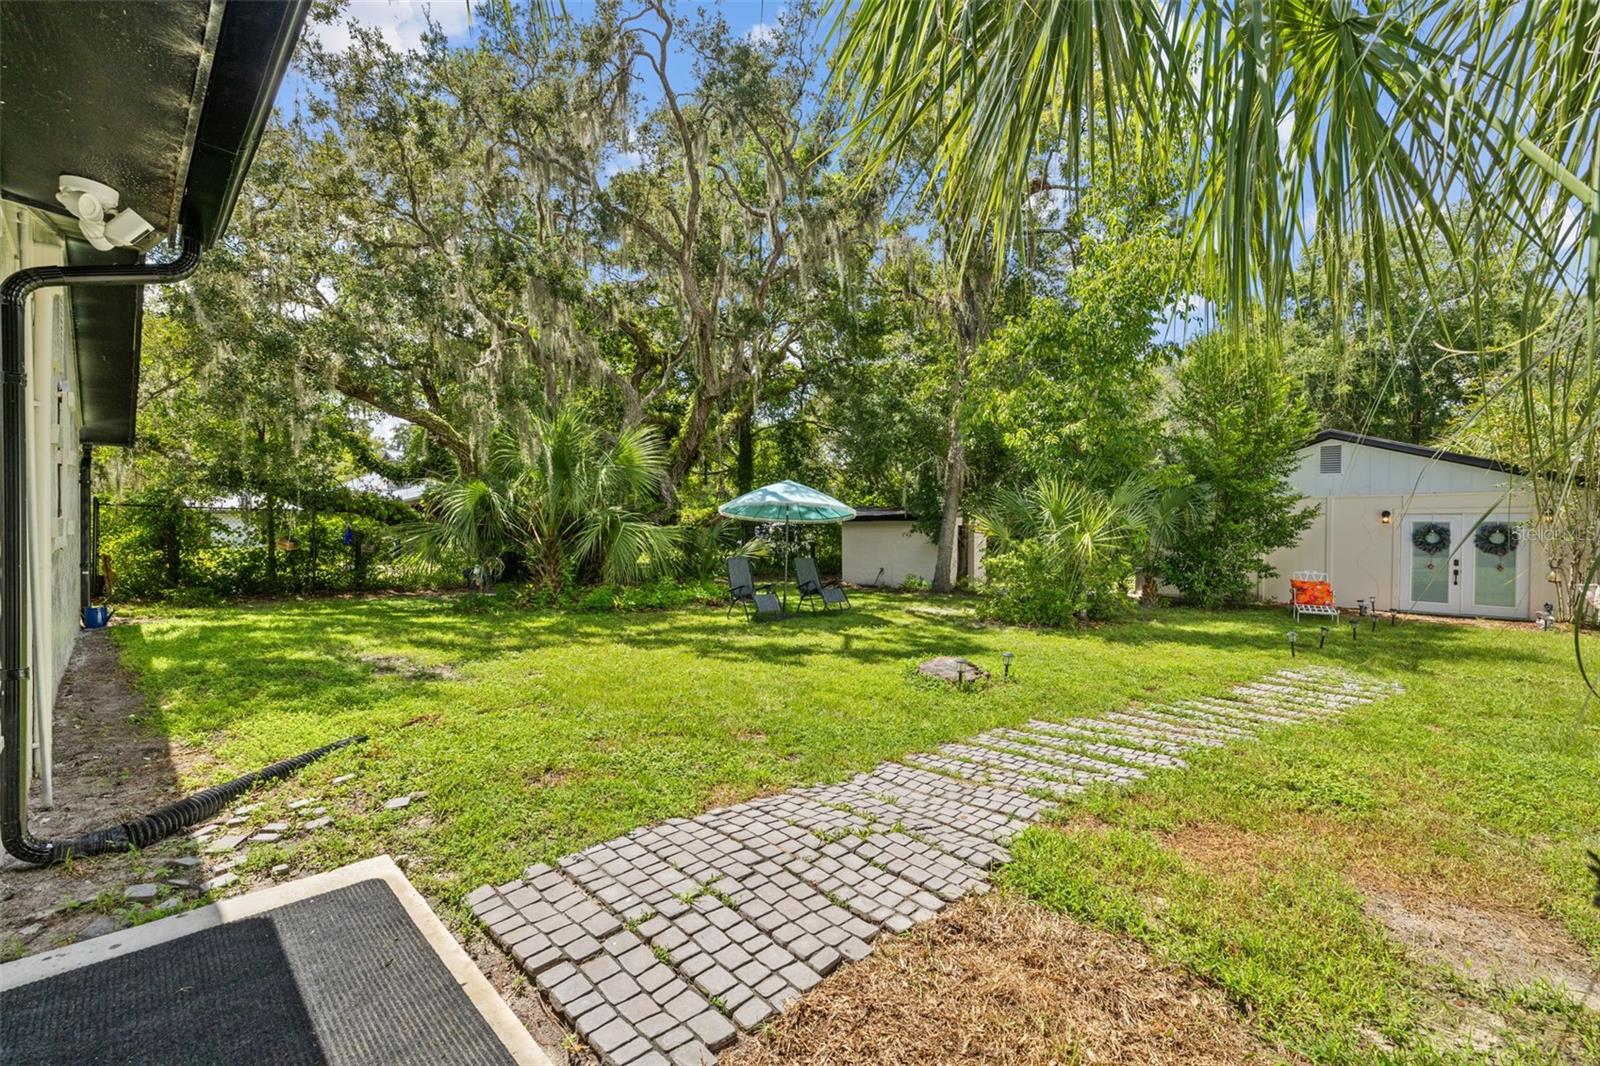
(1262, 440, 1559, 618)
(3, 204, 85, 794)
(1289, 438, 1514, 497)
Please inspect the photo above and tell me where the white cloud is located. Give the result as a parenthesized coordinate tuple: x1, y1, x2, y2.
(746, 21, 780, 46)
(602, 149, 645, 179)
(310, 1, 473, 54)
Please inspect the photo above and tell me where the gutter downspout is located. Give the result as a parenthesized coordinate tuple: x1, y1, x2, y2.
(79, 444, 92, 618)
(2, 234, 363, 865)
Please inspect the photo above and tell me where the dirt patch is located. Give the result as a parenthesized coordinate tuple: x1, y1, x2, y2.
(722, 893, 1290, 1066)
(0, 630, 219, 957)
(1161, 821, 1600, 1013)
(1362, 887, 1600, 1010)
(357, 652, 462, 681)
(465, 928, 591, 1065)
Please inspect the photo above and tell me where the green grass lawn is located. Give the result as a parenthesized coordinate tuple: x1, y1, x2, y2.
(112, 592, 1598, 1062)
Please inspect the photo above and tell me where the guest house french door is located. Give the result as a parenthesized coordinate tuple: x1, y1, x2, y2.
(1400, 514, 1528, 619)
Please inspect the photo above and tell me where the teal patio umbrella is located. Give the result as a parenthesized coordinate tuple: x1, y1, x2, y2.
(719, 481, 855, 610)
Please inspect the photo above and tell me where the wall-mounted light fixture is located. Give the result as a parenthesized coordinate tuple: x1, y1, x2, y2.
(1380, 510, 1392, 524)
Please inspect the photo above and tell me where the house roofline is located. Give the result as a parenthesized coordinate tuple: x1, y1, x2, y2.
(1308, 429, 1521, 477)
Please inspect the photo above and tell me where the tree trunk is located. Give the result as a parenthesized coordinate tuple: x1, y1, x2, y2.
(931, 411, 964, 593)
(265, 495, 278, 588)
(736, 410, 754, 494)
(162, 505, 182, 587)
(933, 264, 984, 595)
(305, 510, 319, 592)
(666, 389, 717, 504)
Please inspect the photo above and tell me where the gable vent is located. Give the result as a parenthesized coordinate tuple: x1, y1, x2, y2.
(1319, 444, 1342, 474)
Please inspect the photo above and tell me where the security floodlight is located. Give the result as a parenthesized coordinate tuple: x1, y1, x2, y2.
(56, 175, 154, 251)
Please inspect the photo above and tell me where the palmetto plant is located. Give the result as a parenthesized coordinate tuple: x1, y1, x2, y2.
(976, 475, 1148, 624)
(408, 413, 680, 591)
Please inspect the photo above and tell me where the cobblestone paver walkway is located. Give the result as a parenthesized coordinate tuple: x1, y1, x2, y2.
(469, 666, 1399, 1065)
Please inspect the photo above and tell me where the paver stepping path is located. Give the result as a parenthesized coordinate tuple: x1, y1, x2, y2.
(470, 666, 1399, 1065)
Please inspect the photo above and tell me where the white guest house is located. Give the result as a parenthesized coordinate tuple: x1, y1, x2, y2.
(1261, 430, 1560, 621)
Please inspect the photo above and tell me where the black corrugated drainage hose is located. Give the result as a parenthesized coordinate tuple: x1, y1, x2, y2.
(2, 234, 365, 866)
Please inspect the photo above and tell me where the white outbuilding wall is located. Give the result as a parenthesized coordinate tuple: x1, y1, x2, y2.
(841, 512, 985, 588)
(1260, 433, 1559, 620)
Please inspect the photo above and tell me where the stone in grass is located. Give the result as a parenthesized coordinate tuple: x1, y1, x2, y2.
(382, 795, 412, 811)
(123, 883, 161, 901)
(205, 834, 247, 854)
(271, 863, 291, 877)
(288, 798, 316, 810)
(167, 855, 202, 869)
(916, 657, 989, 686)
(199, 873, 237, 892)
(252, 832, 282, 843)
(261, 821, 290, 833)
(156, 897, 183, 911)
(234, 803, 262, 815)
(331, 773, 355, 785)
(303, 816, 332, 831)
(79, 915, 125, 939)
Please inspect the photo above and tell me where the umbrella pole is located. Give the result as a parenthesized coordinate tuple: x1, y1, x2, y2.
(783, 508, 791, 613)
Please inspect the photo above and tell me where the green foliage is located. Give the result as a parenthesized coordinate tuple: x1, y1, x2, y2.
(971, 219, 1178, 489)
(502, 577, 724, 613)
(1160, 338, 1318, 608)
(976, 475, 1148, 626)
(99, 499, 446, 601)
(407, 413, 681, 592)
(1284, 236, 1530, 444)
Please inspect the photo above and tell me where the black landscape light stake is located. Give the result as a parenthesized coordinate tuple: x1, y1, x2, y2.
(1390, 609, 1398, 626)
(1349, 618, 1359, 641)
(1288, 630, 1298, 657)
(1319, 626, 1329, 649)
(1357, 597, 1367, 618)
(1002, 651, 1013, 679)
(956, 665, 965, 688)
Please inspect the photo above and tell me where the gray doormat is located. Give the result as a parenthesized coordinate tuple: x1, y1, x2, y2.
(2, 877, 520, 1066)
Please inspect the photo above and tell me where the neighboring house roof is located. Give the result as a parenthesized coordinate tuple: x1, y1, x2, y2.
(850, 507, 916, 522)
(1307, 429, 1519, 476)
(343, 474, 428, 502)
(0, 0, 309, 445)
